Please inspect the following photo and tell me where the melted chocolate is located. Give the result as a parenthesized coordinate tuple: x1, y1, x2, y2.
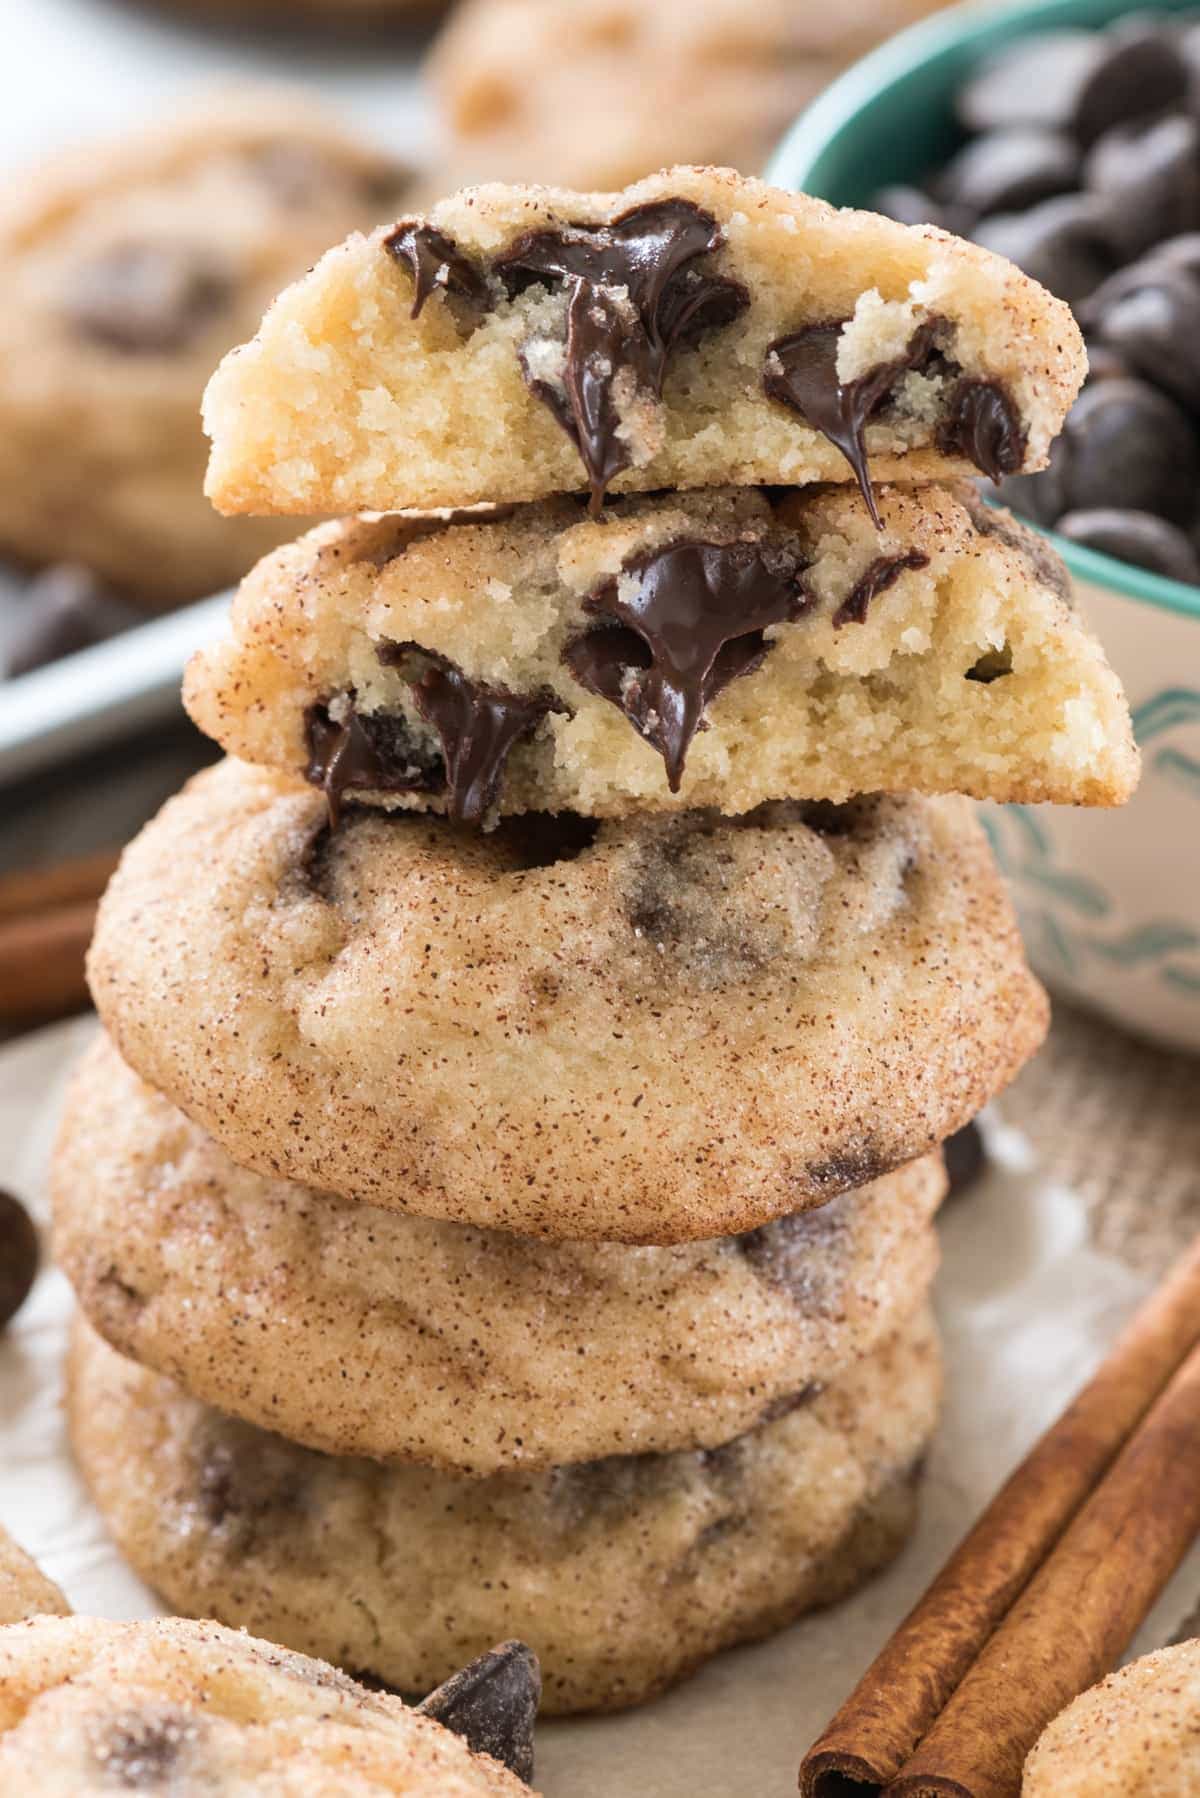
(0, 1189, 38, 1331)
(563, 538, 810, 790)
(406, 654, 558, 826)
(495, 200, 748, 509)
(304, 702, 442, 826)
(384, 222, 490, 320)
(418, 1643, 542, 1786)
(937, 378, 1028, 478)
(833, 551, 930, 627)
(763, 319, 942, 525)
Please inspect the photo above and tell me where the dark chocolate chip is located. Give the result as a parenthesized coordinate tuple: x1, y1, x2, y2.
(833, 552, 930, 628)
(4, 565, 140, 679)
(384, 221, 491, 320)
(405, 655, 558, 826)
(1055, 507, 1200, 583)
(873, 184, 955, 230)
(1082, 231, 1200, 322)
(803, 1146, 890, 1198)
(63, 243, 232, 353)
(564, 538, 809, 790)
(1054, 378, 1200, 524)
(1084, 113, 1200, 262)
(974, 193, 1115, 307)
(965, 645, 1014, 684)
(304, 701, 443, 826)
(494, 199, 748, 509)
(0, 1189, 37, 1330)
(1082, 342, 1132, 383)
(763, 317, 946, 523)
(95, 1707, 198, 1790)
(1072, 20, 1191, 149)
(956, 31, 1103, 136)
(1094, 271, 1200, 411)
(418, 1642, 541, 1785)
(943, 1118, 987, 1200)
(936, 380, 1027, 481)
(937, 128, 1080, 220)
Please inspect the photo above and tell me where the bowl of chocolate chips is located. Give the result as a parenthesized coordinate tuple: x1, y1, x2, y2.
(770, 0, 1200, 1051)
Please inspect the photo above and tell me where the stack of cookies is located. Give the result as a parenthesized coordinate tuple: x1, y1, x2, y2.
(55, 167, 1138, 1715)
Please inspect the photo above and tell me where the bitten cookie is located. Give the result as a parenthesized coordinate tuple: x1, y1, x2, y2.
(185, 485, 1137, 823)
(54, 1031, 944, 1474)
(87, 758, 1048, 1242)
(1023, 1640, 1200, 1797)
(0, 1529, 68, 1626)
(202, 165, 1085, 518)
(68, 1309, 941, 1714)
(0, 93, 411, 607)
(427, 0, 945, 190)
(0, 1616, 535, 1794)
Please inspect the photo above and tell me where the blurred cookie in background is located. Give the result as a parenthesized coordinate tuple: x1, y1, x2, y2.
(426, 0, 947, 191)
(0, 92, 414, 611)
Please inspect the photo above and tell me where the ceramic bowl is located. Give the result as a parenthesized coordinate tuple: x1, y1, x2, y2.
(768, 0, 1200, 1052)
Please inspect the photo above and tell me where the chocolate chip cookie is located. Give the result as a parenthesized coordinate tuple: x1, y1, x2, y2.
(67, 1308, 940, 1714)
(1023, 1640, 1200, 1797)
(427, 0, 946, 191)
(0, 1529, 68, 1626)
(0, 1616, 535, 1794)
(54, 1031, 944, 1473)
(186, 484, 1136, 823)
(202, 165, 1084, 519)
(87, 758, 1047, 1242)
(0, 93, 411, 607)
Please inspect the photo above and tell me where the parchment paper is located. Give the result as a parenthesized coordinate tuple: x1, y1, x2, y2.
(3, 1017, 1199, 1796)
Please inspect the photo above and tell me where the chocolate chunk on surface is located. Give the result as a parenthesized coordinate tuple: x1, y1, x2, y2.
(936, 379, 1027, 481)
(564, 537, 809, 790)
(418, 1642, 541, 1786)
(63, 243, 232, 354)
(0, 1189, 38, 1331)
(93, 1706, 201, 1790)
(494, 198, 748, 508)
(833, 552, 930, 629)
(763, 319, 948, 522)
(304, 701, 443, 825)
(384, 221, 491, 322)
(405, 654, 559, 826)
(943, 1118, 987, 1201)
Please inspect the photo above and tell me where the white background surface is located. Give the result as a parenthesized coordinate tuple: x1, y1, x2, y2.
(5, 1018, 1200, 1796)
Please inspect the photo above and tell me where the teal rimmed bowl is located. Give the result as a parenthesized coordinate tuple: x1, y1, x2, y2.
(767, 0, 1200, 1050)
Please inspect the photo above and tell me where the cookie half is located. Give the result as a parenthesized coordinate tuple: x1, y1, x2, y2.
(0, 1529, 68, 1627)
(54, 1031, 943, 1473)
(68, 1309, 940, 1715)
(185, 485, 1137, 823)
(202, 165, 1084, 518)
(0, 92, 412, 606)
(87, 758, 1047, 1242)
(0, 1616, 534, 1794)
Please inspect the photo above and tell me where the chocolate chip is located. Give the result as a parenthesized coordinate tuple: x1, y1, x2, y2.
(956, 31, 1103, 136)
(305, 700, 443, 826)
(405, 654, 558, 826)
(384, 222, 491, 321)
(564, 538, 809, 790)
(936, 128, 1080, 220)
(1056, 507, 1200, 583)
(4, 565, 140, 678)
(94, 1708, 199, 1790)
(874, 185, 956, 230)
(0, 1190, 37, 1330)
(1083, 342, 1132, 383)
(494, 199, 748, 509)
(1053, 378, 1200, 525)
(63, 243, 232, 353)
(965, 645, 1013, 684)
(936, 379, 1028, 481)
(1084, 113, 1200, 262)
(1083, 232, 1200, 321)
(1072, 20, 1191, 149)
(833, 552, 930, 628)
(803, 1146, 889, 1198)
(974, 193, 1115, 308)
(943, 1118, 987, 1200)
(418, 1643, 541, 1785)
(1094, 271, 1200, 411)
(763, 317, 947, 523)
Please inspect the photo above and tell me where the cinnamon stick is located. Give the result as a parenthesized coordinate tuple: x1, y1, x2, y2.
(0, 848, 119, 919)
(0, 901, 96, 1019)
(801, 1233, 1200, 1796)
(892, 1334, 1200, 1797)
